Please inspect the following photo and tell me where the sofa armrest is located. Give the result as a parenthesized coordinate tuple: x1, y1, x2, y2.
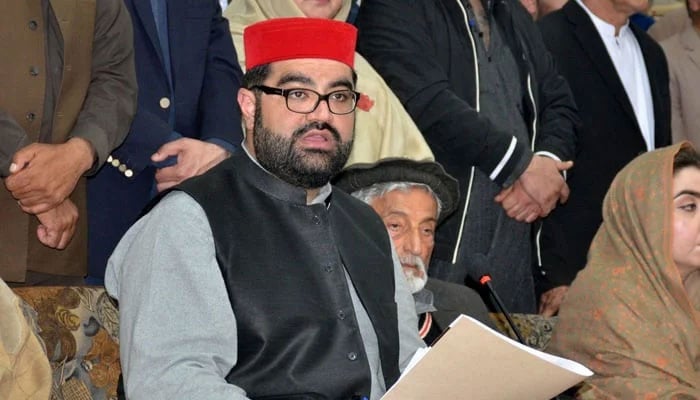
(489, 312, 558, 351)
(13, 286, 120, 399)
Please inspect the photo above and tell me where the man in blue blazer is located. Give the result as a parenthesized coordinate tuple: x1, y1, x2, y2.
(86, 0, 243, 284)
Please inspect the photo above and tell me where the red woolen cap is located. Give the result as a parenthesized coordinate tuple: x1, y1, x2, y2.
(244, 17, 357, 70)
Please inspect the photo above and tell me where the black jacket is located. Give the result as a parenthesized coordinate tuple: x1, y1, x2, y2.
(356, 0, 579, 261)
(177, 152, 400, 399)
(537, 1, 671, 289)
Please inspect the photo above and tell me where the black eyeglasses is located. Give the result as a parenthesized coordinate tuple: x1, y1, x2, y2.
(251, 85, 360, 115)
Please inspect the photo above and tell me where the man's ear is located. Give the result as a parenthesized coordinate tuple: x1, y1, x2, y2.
(238, 88, 257, 133)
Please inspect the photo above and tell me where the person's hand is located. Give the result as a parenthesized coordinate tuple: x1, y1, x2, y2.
(519, 156, 573, 217)
(35, 198, 79, 249)
(538, 285, 569, 317)
(152, 138, 230, 192)
(5, 138, 94, 214)
(495, 179, 544, 223)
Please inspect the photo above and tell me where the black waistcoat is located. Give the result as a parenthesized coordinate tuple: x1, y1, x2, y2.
(176, 152, 401, 399)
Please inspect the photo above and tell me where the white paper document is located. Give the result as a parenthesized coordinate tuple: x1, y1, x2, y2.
(382, 315, 592, 400)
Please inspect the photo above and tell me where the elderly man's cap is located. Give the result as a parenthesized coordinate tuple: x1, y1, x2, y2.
(334, 159, 460, 223)
(244, 17, 357, 70)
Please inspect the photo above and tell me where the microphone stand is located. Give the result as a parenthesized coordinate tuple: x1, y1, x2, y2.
(479, 274, 525, 344)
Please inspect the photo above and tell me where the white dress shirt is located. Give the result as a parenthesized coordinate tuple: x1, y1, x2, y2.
(577, 0, 656, 150)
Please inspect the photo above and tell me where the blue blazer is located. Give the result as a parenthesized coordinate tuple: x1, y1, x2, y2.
(87, 0, 243, 281)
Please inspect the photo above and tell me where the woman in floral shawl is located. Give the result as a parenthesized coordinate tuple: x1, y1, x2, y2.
(548, 143, 700, 398)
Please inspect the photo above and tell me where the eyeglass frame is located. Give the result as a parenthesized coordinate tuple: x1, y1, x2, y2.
(250, 85, 361, 115)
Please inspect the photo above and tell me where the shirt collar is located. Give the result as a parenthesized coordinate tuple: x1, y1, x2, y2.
(413, 288, 438, 314)
(576, 0, 631, 38)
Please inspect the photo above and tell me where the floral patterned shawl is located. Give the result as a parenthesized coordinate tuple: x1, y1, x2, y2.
(548, 143, 700, 398)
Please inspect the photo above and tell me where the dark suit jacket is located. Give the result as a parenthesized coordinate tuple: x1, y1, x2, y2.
(86, 0, 243, 280)
(0, 110, 28, 177)
(425, 278, 495, 330)
(537, 1, 671, 289)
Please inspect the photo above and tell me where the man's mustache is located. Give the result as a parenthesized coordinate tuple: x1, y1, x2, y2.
(292, 121, 341, 142)
(399, 254, 426, 271)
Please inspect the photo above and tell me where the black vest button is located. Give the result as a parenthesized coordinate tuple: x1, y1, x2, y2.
(28, 20, 38, 30)
(337, 310, 345, 320)
(323, 265, 334, 273)
(312, 215, 321, 225)
(347, 352, 357, 361)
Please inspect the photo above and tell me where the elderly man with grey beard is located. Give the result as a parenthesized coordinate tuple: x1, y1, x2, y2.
(337, 159, 494, 345)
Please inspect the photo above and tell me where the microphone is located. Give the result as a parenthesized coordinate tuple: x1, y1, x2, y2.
(478, 274, 525, 344)
(470, 255, 525, 344)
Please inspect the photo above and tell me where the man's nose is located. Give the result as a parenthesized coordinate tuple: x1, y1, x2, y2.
(404, 229, 423, 256)
(306, 97, 333, 121)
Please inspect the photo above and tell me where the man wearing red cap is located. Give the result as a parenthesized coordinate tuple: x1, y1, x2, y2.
(105, 17, 423, 400)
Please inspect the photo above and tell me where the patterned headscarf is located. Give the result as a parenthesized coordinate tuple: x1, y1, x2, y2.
(548, 143, 700, 398)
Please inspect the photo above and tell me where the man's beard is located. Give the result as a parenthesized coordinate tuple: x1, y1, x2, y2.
(400, 254, 428, 294)
(253, 104, 353, 189)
